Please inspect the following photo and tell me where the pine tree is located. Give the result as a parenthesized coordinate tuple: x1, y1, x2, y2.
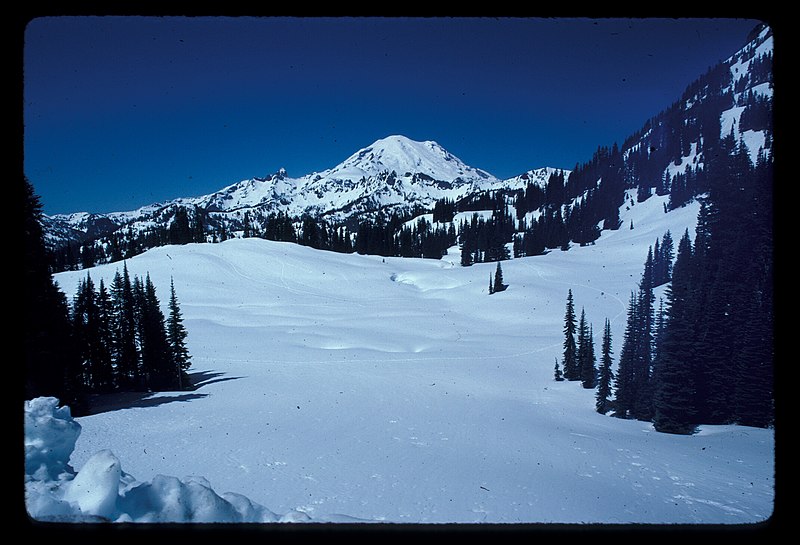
(584, 324, 597, 389)
(613, 292, 638, 418)
(554, 358, 564, 381)
(23, 177, 84, 410)
(138, 274, 179, 391)
(562, 290, 578, 381)
(660, 230, 674, 285)
(653, 230, 698, 434)
(596, 319, 614, 414)
(577, 308, 596, 388)
(111, 264, 140, 391)
(94, 279, 116, 392)
(71, 276, 115, 393)
(493, 262, 507, 293)
(632, 248, 656, 421)
(167, 277, 191, 390)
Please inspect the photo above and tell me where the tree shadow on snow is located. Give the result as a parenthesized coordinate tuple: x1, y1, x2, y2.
(82, 391, 210, 416)
(81, 371, 243, 416)
(185, 370, 245, 391)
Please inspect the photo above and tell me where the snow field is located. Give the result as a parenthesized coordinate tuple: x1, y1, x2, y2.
(46, 192, 774, 524)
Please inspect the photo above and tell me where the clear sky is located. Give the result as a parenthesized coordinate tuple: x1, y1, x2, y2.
(23, 16, 763, 215)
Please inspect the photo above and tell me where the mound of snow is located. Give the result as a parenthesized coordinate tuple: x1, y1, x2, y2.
(23, 397, 320, 523)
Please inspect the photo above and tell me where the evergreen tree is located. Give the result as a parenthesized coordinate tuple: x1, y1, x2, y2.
(23, 177, 84, 411)
(660, 230, 675, 285)
(562, 290, 578, 381)
(554, 358, 564, 381)
(71, 274, 114, 393)
(111, 264, 140, 391)
(493, 262, 507, 293)
(596, 319, 614, 414)
(169, 207, 192, 245)
(138, 274, 178, 391)
(167, 277, 192, 390)
(653, 230, 698, 434)
(632, 248, 656, 421)
(94, 279, 116, 392)
(583, 324, 597, 389)
(613, 292, 638, 418)
(576, 309, 592, 387)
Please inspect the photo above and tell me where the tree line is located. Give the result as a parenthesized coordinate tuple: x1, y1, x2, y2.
(558, 137, 773, 433)
(24, 177, 192, 416)
(71, 267, 191, 396)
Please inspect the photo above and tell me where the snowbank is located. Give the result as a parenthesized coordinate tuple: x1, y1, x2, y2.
(24, 397, 314, 523)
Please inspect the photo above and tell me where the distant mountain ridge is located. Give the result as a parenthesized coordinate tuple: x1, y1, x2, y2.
(42, 135, 564, 251)
(41, 23, 772, 272)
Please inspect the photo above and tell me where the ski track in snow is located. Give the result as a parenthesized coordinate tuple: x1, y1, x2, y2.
(524, 253, 629, 326)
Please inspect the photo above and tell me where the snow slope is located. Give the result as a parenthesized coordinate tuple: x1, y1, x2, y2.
(42, 193, 774, 524)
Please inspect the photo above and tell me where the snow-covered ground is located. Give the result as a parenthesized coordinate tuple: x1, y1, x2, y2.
(32, 192, 774, 524)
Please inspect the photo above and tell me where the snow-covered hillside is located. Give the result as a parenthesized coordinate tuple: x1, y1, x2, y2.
(33, 192, 774, 524)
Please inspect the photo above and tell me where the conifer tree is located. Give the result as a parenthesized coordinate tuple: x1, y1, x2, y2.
(576, 308, 590, 386)
(94, 279, 115, 392)
(562, 290, 578, 381)
(110, 265, 140, 391)
(138, 274, 178, 391)
(493, 262, 507, 293)
(582, 323, 597, 389)
(632, 248, 656, 421)
(72, 275, 113, 393)
(23, 177, 83, 410)
(554, 358, 564, 381)
(653, 230, 698, 434)
(613, 292, 638, 418)
(596, 319, 614, 414)
(71, 275, 97, 391)
(660, 230, 674, 285)
(167, 277, 191, 390)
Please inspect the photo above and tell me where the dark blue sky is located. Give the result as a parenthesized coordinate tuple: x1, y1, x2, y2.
(24, 17, 762, 215)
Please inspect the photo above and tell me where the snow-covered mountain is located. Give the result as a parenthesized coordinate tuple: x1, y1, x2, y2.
(191, 135, 506, 219)
(42, 23, 773, 274)
(42, 134, 558, 251)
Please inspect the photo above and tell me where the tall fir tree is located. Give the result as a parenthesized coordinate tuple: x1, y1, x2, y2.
(167, 277, 192, 390)
(111, 264, 140, 391)
(596, 319, 614, 414)
(577, 309, 596, 388)
(554, 358, 564, 382)
(23, 177, 84, 411)
(94, 279, 116, 392)
(493, 262, 507, 293)
(71, 274, 113, 393)
(562, 290, 578, 381)
(613, 292, 638, 418)
(632, 248, 656, 421)
(652, 230, 698, 434)
(138, 274, 179, 391)
(585, 324, 597, 389)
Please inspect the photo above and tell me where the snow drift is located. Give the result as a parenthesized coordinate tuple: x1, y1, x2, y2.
(24, 397, 324, 523)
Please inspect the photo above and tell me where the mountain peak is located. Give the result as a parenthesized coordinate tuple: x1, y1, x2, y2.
(324, 134, 493, 184)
